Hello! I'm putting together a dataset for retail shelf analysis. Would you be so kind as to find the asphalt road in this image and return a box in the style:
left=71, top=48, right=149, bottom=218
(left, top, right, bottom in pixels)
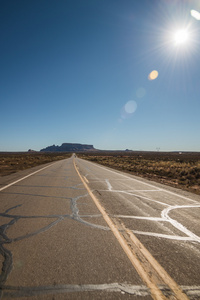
left=0, top=154, right=200, bottom=299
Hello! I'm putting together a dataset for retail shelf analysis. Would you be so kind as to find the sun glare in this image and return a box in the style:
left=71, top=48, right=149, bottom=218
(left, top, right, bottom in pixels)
left=191, top=9, right=200, bottom=21
left=173, top=29, right=189, bottom=45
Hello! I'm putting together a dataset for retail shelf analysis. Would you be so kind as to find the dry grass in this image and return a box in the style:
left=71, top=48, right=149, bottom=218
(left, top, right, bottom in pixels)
left=0, top=152, right=72, bottom=176
left=1, top=151, right=199, bottom=195
left=79, top=151, right=200, bottom=195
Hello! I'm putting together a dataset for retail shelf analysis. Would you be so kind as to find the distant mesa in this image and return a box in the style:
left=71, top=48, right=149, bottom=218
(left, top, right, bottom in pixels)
left=40, top=143, right=96, bottom=152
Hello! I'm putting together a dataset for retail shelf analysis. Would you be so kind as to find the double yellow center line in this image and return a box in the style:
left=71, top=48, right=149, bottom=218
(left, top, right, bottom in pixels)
left=74, top=160, right=189, bottom=300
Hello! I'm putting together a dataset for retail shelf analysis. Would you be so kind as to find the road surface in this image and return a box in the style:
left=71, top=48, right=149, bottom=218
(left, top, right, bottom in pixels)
left=0, top=155, right=200, bottom=299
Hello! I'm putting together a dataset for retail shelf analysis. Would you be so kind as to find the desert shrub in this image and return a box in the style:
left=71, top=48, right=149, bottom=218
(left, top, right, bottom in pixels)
left=79, top=152, right=200, bottom=194
left=195, top=173, right=200, bottom=179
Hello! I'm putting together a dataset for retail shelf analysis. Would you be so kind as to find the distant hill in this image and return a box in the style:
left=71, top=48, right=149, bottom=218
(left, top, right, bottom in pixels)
left=40, top=143, right=96, bottom=152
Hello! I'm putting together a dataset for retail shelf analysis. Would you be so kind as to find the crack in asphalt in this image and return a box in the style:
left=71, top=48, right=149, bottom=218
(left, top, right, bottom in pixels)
left=100, top=178, right=200, bottom=244
left=0, top=186, right=109, bottom=294
left=2, top=159, right=199, bottom=298
left=70, top=195, right=108, bottom=230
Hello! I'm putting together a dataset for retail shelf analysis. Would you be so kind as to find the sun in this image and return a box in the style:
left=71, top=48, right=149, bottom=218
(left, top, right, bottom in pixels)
left=173, top=29, right=189, bottom=45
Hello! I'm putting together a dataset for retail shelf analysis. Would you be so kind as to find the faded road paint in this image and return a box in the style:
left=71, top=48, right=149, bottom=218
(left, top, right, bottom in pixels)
left=74, top=159, right=189, bottom=300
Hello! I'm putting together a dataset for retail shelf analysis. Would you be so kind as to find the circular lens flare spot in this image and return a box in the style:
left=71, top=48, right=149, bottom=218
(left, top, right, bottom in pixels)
left=148, top=70, right=159, bottom=81
left=121, top=100, right=137, bottom=120
left=125, top=100, right=137, bottom=114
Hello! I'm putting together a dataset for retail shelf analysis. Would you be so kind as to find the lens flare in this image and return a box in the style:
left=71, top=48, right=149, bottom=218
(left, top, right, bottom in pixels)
left=136, top=87, right=146, bottom=98
left=174, top=29, right=189, bottom=45
left=191, top=9, right=200, bottom=20
left=125, top=100, right=137, bottom=114
left=120, top=100, right=137, bottom=120
left=148, top=70, right=159, bottom=81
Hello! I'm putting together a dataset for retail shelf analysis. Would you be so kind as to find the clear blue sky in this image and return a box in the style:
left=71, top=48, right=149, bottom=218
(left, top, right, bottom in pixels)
left=1, top=0, right=200, bottom=152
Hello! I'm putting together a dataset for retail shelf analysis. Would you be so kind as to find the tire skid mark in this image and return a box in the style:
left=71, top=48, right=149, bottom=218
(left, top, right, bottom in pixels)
left=1, top=191, right=72, bottom=200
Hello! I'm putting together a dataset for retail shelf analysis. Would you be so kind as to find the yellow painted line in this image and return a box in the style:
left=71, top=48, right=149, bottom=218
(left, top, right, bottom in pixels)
left=126, top=228, right=189, bottom=300
left=83, top=176, right=89, bottom=183
left=74, top=161, right=164, bottom=299
left=74, top=159, right=189, bottom=300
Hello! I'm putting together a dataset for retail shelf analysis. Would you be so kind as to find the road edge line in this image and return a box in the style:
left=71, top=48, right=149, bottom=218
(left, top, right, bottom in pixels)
left=0, top=162, right=58, bottom=192
left=79, top=158, right=197, bottom=203
left=74, top=159, right=169, bottom=300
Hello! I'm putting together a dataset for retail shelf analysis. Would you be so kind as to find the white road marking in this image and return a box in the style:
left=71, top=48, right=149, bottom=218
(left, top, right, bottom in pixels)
left=131, top=230, right=193, bottom=241
left=105, top=179, right=112, bottom=191
left=113, top=196, right=200, bottom=243
left=115, top=215, right=169, bottom=222
left=162, top=205, right=200, bottom=243
left=115, top=214, right=198, bottom=241
left=78, top=159, right=200, bottom=243
left=82, top=159, right=198, bottom=203
left=182, top=285, right=200, bottom=298
left=1, top=283, right=150, bottom=297
left=0, top=162, right=58, bottom=192
left=3, top=283, right=200, bottom=298
left=103, top=188, right=169, bottom=207
left=75, top=160, right=190, bottom=300
left=115, top=210, right=200, bottom=241
left=122, top=189, right=161, bottom=192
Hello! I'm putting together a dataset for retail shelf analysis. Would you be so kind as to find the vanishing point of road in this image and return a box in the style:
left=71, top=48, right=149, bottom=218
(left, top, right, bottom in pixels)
left=0, top=154, right=200, bottom=299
